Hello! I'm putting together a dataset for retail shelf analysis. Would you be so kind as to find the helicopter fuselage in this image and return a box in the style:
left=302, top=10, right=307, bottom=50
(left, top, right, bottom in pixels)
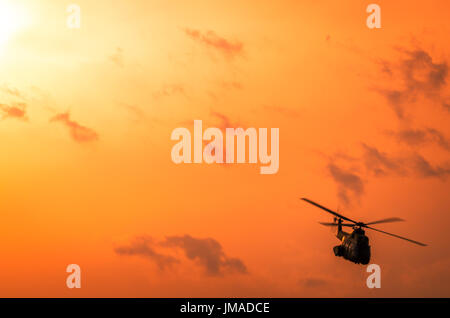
left=333, top=226, right=371, bottom=265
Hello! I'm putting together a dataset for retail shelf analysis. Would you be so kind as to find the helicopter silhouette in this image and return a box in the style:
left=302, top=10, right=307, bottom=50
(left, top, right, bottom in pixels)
left=301, top=198, right=427, bottom=265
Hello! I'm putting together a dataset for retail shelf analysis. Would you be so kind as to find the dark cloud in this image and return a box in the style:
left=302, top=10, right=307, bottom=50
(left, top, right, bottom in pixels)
left=0, top=103, right=28, bottom=121
left=401, top=49, right=448, bottom=91
left=387, top=128, right=450, bottom=151
left=377, top=59, right=393, bottom=76
left=426, top=129, right=450, bottom=151
left=300, top=278, right=329, bottom=288
left=386, top=128, right=427, bottom=146
left=114, top=236, right=179, bottom=270
left=50, top=112, right=98, bottom=142
left=379, top=89, right=408, bottom=119
left=327, top=142, right=450, bottom=206
left=327, top=163, right=364, bottom=207
left=326, top=48, right=450, bottom=206
left=361, top=143, right=405, bottom=176
left=444, top=102, right=450, bottom=111
left=409, top=153, right=450, bottom=179
left=183, top=28, right=243, bottom=58
left=115, top=235, right=247, bottom=277
left=377, top=49, right=449, bottom=118
left=162, top=235, right=248, bottom=276
left=361, top=144, right=449, bottom=179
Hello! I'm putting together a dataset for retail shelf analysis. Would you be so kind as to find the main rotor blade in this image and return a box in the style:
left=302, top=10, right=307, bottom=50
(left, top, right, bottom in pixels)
left=364, top=217, right=405, bottom=226
left=319, top=222, right=353, bottom=227
left=365, top=225, right=427, bottom=246
left=301, top=198, right=358, bottom=224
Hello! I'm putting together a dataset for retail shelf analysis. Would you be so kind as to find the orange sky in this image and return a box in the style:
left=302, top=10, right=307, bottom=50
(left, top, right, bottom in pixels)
left=0, top=0, right=449, bottom=297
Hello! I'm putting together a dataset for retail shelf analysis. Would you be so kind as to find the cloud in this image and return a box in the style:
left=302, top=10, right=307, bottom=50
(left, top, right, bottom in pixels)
left=400, top=49, right=448, bottom=92
left=361, top=144, right=450, bottom=179
left=119, top=103, right=145, bottom=121
left=378, top=90, right=408, bottom=119
left=444, top=102, right=450, bottom=111
left=109, top=47, right=124, bottom=67
left=206, top=111, right=243, bottom=158
left=152, top=84, right=185, bottom=99
left=183, top=28, right=243, bottom=58
left=0, top=103, right=28, bottom=121
left=210, top=111, right=234, bottom=131
left=360, top=143, right=450, bottom=180
left=114, top=236, right=179, bottom=270
left=115, top=234, right=248, bottom=276
left=386, top=128, right=428, bottom=146
left=361, top=143, right=405, bottom=176
left=299, top=278, right=329, bottom=288
left=409, top=153, right=450, bottom=179
left=325, top=48, right=450, bottom=207
left=327, top=142, right=450, bottom=206
left=427, top=129, right=450, bottom=151
left=162, top=235, right=248, bottom=276
left=386, top=128, right=450, bottom=151
left=185, top=111, right=243, bottom=164
left=327, top=163, right=364, bottom=207
left=377, top=49, right=449, bottom=118
left=0, top=85, right=25, bottom=99
left=50, top=112, right=98, bottom=143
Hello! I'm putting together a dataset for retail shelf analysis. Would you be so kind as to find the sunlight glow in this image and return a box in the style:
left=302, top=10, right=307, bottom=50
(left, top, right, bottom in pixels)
left=0, top=1, right=29, bottom=46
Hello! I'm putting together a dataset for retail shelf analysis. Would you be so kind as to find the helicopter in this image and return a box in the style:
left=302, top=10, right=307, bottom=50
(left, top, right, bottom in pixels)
left=301, top=198, right=427, bottom=265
